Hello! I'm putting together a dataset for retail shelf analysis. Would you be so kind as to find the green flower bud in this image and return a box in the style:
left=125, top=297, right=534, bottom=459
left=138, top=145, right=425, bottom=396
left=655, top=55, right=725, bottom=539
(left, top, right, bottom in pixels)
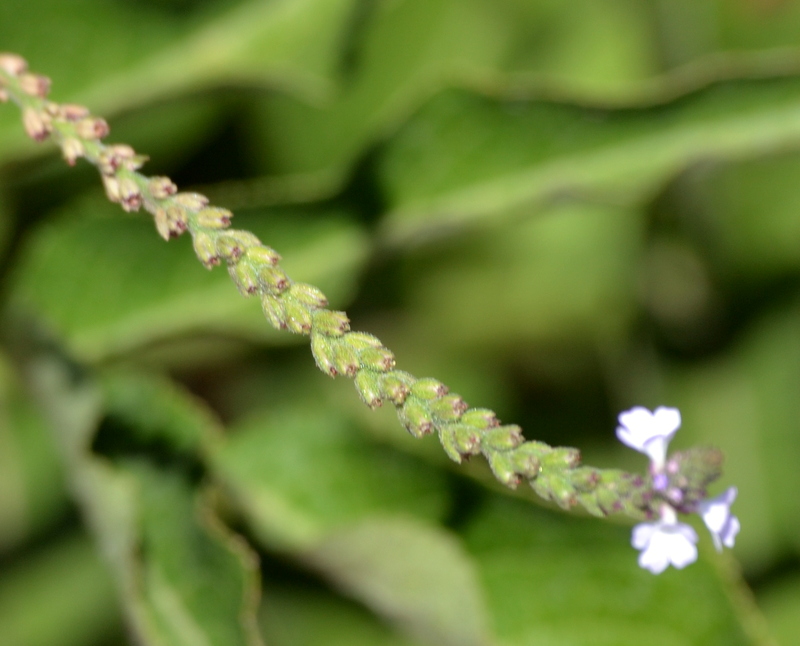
left=540, top=447, right=581, bottom=470
left=18, top=72, right=50, bottom=98
left=411, top=378, right=448, bottom=400
left=486, top=451, right=523, bottom=488
left=379, top=371, right=414, bottom=405
left=284, top=300, right=312, bottom=334
left=195, top=207, right=232, bottom=229
left=258, top=266, right=289, bottom=293
left=261, top=294, right=287, bottom=330
left=192, top=231, right=219, bottom=268
left=228, top=262, right=259, bottom=296
left=288, top=283, right=328, bottom=309
left=154, top=208, right=171, bottom=241
left=397, top=398, right=434, bottom=438
left=216, top=231, right=260, bottom=262
left=355, top=370, right=383, bottom=409
left=531, top=472, right=577, bottom=510
left=148, top=176, right=177, bottom=199
left=0, top=54, right=27, bottom=76
left=58, top=104, right=90, bottom=121
left=74, top=116, right=108, bottom=140
left=429, top=395, right=468, bottom=422
left=570, top=467, right=600, bottom=492
left=507, top=445, right=541, bottom=478
left=593, top=485, right=622, bottom=516
left=311, top=333, right=337, bottom=377
left=61, top=137, right=84, bottom=166
left=358, top=346, right=395, bottom=372
left=460, top=408, right=499, bottom=429
left=482, top=425, right=523, bottom=450
left=341, top=332, right=382, bottom=350
left=312, top=310, right=350, bottom=337
left=118, top=177, right=143, bottom=212
left=439, top=423, right=481, bottom=463
left=246, top=245, right=281, bottom=266
left=332, top=342, right=360, bottom=377
left=173, top=192, right=209, bottom=210
left=22, top=106, right=51, bottom=141
left=576, top=492, right=606, bottom=518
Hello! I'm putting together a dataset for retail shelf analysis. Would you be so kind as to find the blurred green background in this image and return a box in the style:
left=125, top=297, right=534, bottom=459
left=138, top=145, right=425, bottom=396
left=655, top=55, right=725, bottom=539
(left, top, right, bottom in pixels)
left=1, top=0, right=799, bottom=644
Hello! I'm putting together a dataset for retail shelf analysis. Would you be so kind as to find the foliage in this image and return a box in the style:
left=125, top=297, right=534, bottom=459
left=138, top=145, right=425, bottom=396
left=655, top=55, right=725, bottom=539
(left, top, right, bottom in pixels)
left=1, top=0, right=799, bottom=644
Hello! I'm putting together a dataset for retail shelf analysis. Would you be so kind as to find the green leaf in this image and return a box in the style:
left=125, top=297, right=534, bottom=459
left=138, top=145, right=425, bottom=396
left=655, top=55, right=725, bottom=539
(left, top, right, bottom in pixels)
left=213, top=401, right=450, bottom=550
left=307, top=517, right=491, bottom=646
left=0, top=352, right=66, bottom=552
left=395, top=202, right=642, bottom=350
left=683, top=152, right=800, bottom=280
left=378, top=77, right=800, bottom=243
left=249, top=0, right=512, bottom=179
left=129, top=462, right=263, bottom=646
left=758, top=572, right=800, bottom=646
left=11, top=202, right=369, bottom=362
left=463, top=496, right=759, bottom=646
left=24, top=355, right=263, bottom=646
left=0, top=0, right=359, bottom=158
left=261, top=579, right=425, bottom=646
left=213, top=399, right=493, bottom=644
left=0, top=532, right=122, bottom=646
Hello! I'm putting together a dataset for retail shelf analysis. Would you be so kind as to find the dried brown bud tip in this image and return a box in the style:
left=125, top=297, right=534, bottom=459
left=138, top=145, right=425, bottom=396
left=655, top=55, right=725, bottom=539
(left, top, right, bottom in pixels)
left=0, top=89, right=8, bottom=103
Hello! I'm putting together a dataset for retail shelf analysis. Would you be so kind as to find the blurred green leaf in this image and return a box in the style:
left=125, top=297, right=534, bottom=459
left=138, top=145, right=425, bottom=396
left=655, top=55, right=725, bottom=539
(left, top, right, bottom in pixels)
left=686, top=153, right=800, bottom=281
left=11, top=201, right=369, bottom=362
left=261, top=580, right=425, bottom=646
left=213, top=401, right=450, bottom=550
left=24, top=357, right=263, bottom=646
left=213, top=400, right=493, bottom=644
left=0, top=0, right=358, bottom=158
left=395, top=202, right=642, bottom=351
left=463, top=496, right=759, bottom=646
left=0, top=531, right=122, bottom=646
left=0, top=352, right=66, bottom=552
left=758, top=573, right=800, bottom=646
left=308, top=517, right=490, bottom=646
left=378, top=77, right=800, bottom=243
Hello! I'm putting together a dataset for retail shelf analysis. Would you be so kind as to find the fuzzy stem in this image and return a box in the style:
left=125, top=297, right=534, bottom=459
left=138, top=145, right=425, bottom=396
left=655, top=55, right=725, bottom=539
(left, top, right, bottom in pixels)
left=0, top=53, right=661, bottom=519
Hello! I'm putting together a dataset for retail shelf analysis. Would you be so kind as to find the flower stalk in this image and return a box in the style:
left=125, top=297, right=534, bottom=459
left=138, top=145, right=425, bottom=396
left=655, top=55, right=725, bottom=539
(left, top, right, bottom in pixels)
left=0, top=53, right=734, bottom=539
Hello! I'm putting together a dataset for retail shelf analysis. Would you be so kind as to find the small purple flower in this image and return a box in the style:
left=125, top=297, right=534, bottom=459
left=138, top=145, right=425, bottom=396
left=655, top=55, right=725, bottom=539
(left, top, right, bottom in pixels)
left=616, top=406, right=681, bottom=469
left=698, top=486, right=740, bottom=552
left=616, top=406, right=740, bottom=573
left=632, top=505, right=698, bottom=574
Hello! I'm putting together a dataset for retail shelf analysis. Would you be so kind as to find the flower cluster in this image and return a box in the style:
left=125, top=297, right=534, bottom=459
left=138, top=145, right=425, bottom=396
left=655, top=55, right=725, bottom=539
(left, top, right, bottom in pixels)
left=617, top=407, right=740, bottom=574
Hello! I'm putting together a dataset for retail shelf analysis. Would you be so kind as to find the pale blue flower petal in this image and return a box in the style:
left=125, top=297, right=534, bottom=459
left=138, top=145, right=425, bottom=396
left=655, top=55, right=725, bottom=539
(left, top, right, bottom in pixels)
left=616, top=406, right=681, bottom=466
left=699, top=486, right=740, bottom=552
left=632, top=517, right=698, bottom=574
